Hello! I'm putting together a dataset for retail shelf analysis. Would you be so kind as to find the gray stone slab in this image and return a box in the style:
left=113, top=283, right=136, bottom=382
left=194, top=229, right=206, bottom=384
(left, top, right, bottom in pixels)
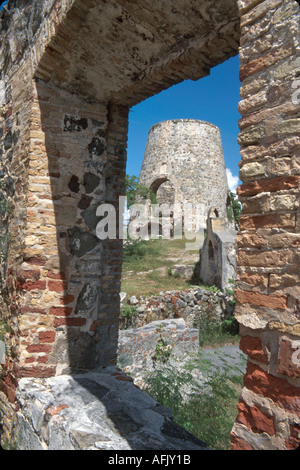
left=15, top=366, right=208, bottom=451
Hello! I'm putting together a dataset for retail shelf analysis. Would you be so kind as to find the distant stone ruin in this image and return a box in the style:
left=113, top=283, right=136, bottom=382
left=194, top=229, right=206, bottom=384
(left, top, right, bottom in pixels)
left=137, top=118, right=237, bottom=289
left=199, top=208, right=237, bottom=290
left=138, top=119, right=232, bottom=231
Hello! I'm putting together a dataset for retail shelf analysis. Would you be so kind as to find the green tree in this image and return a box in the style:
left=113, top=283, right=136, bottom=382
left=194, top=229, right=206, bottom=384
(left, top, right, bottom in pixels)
left=229, top=191, right=241, bottom=226
left=125, top=174, right=157, bottom=208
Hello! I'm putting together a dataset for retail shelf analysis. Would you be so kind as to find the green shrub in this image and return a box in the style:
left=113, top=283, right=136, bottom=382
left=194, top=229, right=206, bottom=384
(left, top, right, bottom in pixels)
left=120, top=305, right=138, bottom=319
left=152, top=325, right=174, bottom=364
left=123, top=239, right=148, bottom=260
left=144, top=351, right=246, bottom=450
left=196, top=309, right=239, bottom=347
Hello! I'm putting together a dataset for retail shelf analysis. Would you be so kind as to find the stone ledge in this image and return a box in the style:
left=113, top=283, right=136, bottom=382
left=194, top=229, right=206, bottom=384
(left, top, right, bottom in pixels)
left=15, top=367, right=208, bottom=450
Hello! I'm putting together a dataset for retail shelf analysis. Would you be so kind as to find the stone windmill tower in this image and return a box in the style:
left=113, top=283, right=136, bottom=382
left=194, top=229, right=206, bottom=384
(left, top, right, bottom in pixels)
left=138, top=119, right=231, bottom=232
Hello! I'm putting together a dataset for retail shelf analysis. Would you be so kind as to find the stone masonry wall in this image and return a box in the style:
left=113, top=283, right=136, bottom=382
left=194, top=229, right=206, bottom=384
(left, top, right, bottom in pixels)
left=0, top=2, right=129, bottom=441
left=120, top=287, right=235, bottom=330
left=231, top=0, right=300, bottom=450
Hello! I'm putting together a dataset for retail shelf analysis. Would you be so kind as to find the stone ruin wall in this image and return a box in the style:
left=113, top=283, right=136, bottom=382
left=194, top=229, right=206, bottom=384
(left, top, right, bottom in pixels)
left=138, top=119, right=230, bottom=229
left=233, top=0, right=300, bottom=450
left=0, top=0, right=298, bottom=451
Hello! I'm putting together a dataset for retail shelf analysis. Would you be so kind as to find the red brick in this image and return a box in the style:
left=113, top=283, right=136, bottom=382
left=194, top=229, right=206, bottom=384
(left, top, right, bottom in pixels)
left=26, top=344, right=52, bottom=353
left=39, top=331, right=56, bottom=343
left=48, top=280, right=67, bottom=292
left=47, top=270, right=67, bottom=280
left=236, top=399, right=276, bottom=436
left=60, top=294, right=75, bottom=305
left=237, top=176, right=300, bottom=197
left=50, top=306, right=72, bottom=316
left=240, top=335, right=269, bottom=364
left=230, top=433, right=254, bottom=450
left=235, top=289, right=287, bottom=310
left=24, top=257, right=47, bottom=266
left=25, top=357, right=35, bottom=364
left=6, top=276, right=14, bottom=288
left=17, top=366, right=56, bottom=378
left=37, top=356, right=49, bottom=364
left=1, top=371, right=17, bottom=391
left=19, top=306, right=47, bottom=314
left=90, top=320, right=98, bottom=332
left=17, top=269, right=40, bottom=281
left=54, top=317, right=86, bottom=327
left=17, top=280, right=47, bottom=292
left=244, top=362, right=300, bottom=415
left=0, top=379, right=16, bottom=403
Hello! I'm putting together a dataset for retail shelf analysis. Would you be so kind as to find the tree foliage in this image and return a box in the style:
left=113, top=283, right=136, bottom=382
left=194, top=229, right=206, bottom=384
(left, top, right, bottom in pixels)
left=125, top=174, right=157, bottom=208
left=229, top=191, right=242, bottom=226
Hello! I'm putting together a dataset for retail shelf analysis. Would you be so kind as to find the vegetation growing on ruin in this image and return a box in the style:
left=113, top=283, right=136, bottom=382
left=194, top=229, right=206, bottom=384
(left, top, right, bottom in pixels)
left=144, top=350, right=246, bottom=450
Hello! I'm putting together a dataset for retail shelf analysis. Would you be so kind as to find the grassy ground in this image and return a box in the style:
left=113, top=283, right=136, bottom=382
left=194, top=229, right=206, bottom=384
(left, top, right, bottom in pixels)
left=121, top=237, right=200, bottom=297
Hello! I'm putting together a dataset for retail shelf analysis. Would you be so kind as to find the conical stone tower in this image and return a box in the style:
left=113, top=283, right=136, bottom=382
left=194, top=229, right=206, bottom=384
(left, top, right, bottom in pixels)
left=138, top=119, right=230, bottom=231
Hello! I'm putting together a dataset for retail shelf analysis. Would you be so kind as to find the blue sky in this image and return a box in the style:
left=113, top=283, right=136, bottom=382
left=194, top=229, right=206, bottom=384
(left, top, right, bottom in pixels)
left=127, top=54, right=241, bottom=191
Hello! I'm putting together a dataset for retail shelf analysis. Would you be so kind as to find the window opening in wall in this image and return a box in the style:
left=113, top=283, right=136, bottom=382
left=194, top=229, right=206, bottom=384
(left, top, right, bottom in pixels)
left=118, top=55, right=245, bottom=450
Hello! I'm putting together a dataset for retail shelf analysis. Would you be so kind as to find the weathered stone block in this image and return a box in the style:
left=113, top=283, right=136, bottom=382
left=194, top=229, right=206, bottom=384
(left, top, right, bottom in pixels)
left=278, top=119, right=300, bottom=138
left=64, top=115, right=88, bottom=132
left=238, top=124, right=265, bottom=146
left=238, top=90, right=267, bottom=116
left=237, top=248, right=294, bottom=268
left=237, top=176, right=300, bottom=197
left=68, top=227, right=100, bottom=257
left=239, top=213, right=295, bottom=231
left=239, top=161, right=266, bottom=180
left=235, top=289, right=287, bottom=310
left=75, top=282, right=99, bottom=314
left=269, top=194, right=297, bottom=212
